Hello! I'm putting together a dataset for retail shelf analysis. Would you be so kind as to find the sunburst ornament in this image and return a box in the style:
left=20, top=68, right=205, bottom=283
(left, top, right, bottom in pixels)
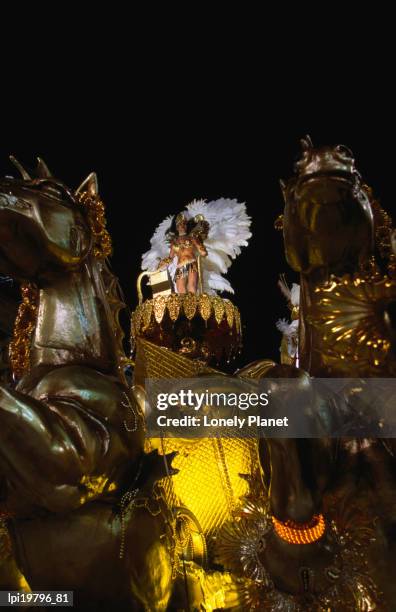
left=309, top=274, right=396, bottom=375
left=213, top=496, right=381, bottom=611
left=214, top=498, right=273, bottom=587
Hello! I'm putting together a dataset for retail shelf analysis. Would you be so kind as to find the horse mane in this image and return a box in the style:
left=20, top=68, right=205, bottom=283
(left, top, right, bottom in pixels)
left=364, top=184, right=396, bottom=276
left=76, top=186, right=129, bottom=380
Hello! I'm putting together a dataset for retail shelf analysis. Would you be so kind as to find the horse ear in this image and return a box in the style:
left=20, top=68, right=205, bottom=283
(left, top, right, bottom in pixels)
left=75, top=172, right=99, bottom=196
left=36, top=157, right=52, bottom=178
left=9, top=155, right=32, bottom=180
left=300, top=135, right=313, bottom=152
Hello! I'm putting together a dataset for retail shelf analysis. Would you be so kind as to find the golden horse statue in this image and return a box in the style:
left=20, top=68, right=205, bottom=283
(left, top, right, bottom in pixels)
left=0, top=158, right=179, bottom=611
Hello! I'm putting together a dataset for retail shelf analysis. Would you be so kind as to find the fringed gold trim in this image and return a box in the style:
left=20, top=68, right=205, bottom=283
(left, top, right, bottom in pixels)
left=77, top=191, right=112, bottom=259
left=9, top=283, right=39, bottom=379
left=131, top=294, right=241, bottom=339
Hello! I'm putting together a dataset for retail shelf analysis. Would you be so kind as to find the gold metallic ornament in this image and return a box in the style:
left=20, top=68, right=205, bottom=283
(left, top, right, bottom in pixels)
left=134, top=339, right=260, bottom=544
left=224, top=300, right=235, bottom=328
left=183, top=293, right=197, bottom=320
left=199, top=293, right=212, bottom=321
left=132, top=308, right=142, bottom=340
left=213, top=296, right=225, bottom=325
left=175, top=212, right=187, bottom=225
left=235, top=309, right=241, bottom=336
left=309, top=275, right=396, bottom=375
left=131, top=295, right=242, bottom=364
left=214, top=494, right=380, bottom=611
left=132, top=294, right=242, bottom=332
left=76, top=191, right=112, bottom=259
left=142, top=300, right=153, bottom=330
left=174, top=562, right=246, bottom=611
left=369, top=191, right=396, bottom=279
left=134, top=338, right=219, bottom=381
left=174, top=508, right=207, bottom=569
left=215, top=498, right=273, bottom=585
left=152, top=437, right=257, bottom=544
left=167, top=293, right=181, bottom=321
left=79, top=474, right=117, bottom=505
left=153, top=294, right=167, bottom=323
left=8, top=282, right=38, bottom=379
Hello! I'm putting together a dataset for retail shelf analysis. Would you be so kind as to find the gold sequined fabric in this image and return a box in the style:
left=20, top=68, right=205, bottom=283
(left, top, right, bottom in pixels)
left=135, top=339, right=260, bottom=553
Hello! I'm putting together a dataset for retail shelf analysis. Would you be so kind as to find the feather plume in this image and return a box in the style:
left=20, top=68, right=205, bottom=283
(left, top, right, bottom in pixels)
left=290, top=283, right=300, bottom=307
left=141, top=199, right=251, bottom=294
left=141, top=214, right=174, bottom=272
left=276, top=279, right=300, bottom=360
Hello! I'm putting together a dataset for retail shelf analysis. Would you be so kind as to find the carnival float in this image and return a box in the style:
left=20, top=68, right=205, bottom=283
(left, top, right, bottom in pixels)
left=0, top=138, right=395, bottom=610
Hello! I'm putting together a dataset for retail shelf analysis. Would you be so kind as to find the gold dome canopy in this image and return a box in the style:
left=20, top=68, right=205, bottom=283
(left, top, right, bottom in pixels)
left=131, top=292, right=242, bottom=365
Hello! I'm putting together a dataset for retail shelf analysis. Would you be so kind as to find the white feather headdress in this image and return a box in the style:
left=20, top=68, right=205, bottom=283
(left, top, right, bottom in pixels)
left=141, top=199, right=251, bottom=294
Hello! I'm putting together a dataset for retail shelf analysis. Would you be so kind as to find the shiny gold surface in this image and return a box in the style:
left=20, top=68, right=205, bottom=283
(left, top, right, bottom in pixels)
left=76, top=190, right=112, bottom=259
left=132, top=293, right=241, bottom=331
left=310, top=275, right=396, bottom=375
left=134, top=337, right=219, bottom=382
left=0, top=168, right=154, bottom=610
left=281, top=137, right=396, bottom=379
left=173, top=507, right=207, bottom=568
left=240, top=140, right=388, bottom=608
left=135, top=338, right=260, bottom=544
left=131, top=293, right=242, bottom=363
left=176, top=562, right=245, bottom=610
left=214, top=494, right=381, bottom=611
left=155, top=436, right=255, bottom=540
left=369, top=187, right=396, bottom=278
left=8, top=282, right=38, bottom=379
left=79, top=474, right=117, bottom=504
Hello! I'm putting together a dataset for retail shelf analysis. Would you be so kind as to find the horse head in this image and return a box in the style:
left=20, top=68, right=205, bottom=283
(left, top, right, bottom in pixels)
left=0, top=156, right=95, bottom=282
left=0, top=157, right=124, bottom=380
left=281, top=136, right=374, bottom=276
